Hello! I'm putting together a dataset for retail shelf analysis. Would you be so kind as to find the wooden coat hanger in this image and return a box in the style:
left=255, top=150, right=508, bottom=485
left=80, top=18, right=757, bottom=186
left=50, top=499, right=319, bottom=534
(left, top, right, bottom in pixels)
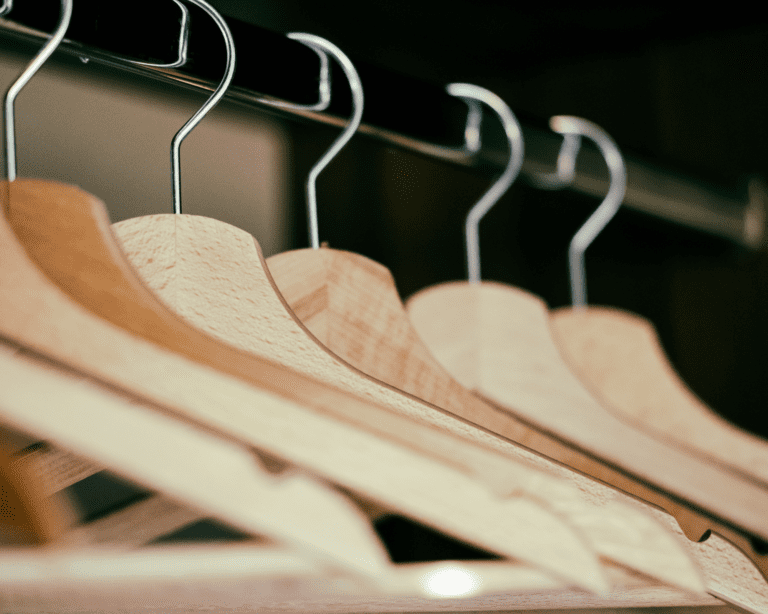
left=106, top=31, right=715, bottom=590
left=542, top=129, right=768, bottom=486
left=551, top=306, right=768, bottom=485
left=264, top=80, right=768, bottom=592
left=0, top=337, right=730, bottom=610
left=405, top=116, right=768, bottom=574
left=0, top=337, right=395, bottom=576
left=0, top=1, right=628, bottom=592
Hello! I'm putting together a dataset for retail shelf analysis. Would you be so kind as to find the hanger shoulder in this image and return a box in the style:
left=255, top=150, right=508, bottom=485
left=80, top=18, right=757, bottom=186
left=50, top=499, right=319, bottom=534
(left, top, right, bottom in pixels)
left=551, top=306, right=768, bottom=486
left=406, top=281, right=768, bottom=544
left=267, top=250, right=519, bottom=445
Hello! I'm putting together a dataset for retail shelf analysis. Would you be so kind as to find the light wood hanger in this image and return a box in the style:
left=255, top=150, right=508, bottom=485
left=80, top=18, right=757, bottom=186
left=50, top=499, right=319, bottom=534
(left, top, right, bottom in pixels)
left=266, top=83, right=768, bottom=587
left=0, top=1, right=620, bottom=591
left=543, top=117, right=768, bottom=488
left=542, top=138, right=768, bottom=483
left=551, top=306, right=768, bottom=486
left=107, top=44, right=709, bottom=590
left=1, top=342, right=732, bottom=611
left=404, top=116, right=768, bottom=574
left=0, top=338, right=394, bottom=577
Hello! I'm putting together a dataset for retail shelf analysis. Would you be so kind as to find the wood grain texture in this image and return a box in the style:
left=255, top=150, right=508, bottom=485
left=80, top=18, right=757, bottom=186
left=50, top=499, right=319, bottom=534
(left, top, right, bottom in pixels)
left=0, top=339, right=391, bottom=577
left=0, top=179, right=608, bottom=592
left=114, top=213, right=704, bottom=592
left=266, top=244, right=768, bottom=600
left=406, top=281, right=768, bottom=594
left=405, top=282, right=768, bottom=534
left=551, top=306, right=768, bottom=486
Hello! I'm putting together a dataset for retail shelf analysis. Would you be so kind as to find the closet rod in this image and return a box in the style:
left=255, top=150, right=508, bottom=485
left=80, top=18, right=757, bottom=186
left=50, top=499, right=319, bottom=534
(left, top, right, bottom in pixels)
left=0, top=9, right=763, bottom=249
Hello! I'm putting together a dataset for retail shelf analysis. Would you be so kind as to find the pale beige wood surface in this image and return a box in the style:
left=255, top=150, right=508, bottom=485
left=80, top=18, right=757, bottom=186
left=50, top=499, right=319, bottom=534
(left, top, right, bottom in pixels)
left=267, top=244, right=768, bottom=590
left=0, top=544, right=722, bottom=614
left=114, top=213, right=703, bottom=592
left=405, top=282, right=768, bottom=541
left=0, top=185, right=759, bottom=610
left=0, top=425, right=217, bottom=548
left=551, top=306, right=768, bottom=486
left=0, top=340, right=392, bottom=577
left=0, top=180, right=611, bottom=592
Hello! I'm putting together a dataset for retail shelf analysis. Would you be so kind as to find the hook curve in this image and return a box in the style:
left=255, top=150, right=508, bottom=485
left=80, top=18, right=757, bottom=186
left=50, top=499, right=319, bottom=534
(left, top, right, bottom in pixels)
left=171, top=0, right=236, bottom=215
left=288, top=33, right=364, bottom=250
left=4, top=0, right=72, bottom=182
left=446, top=83, right=524, bottom=284
left=549, top=116, right=626, bottom=308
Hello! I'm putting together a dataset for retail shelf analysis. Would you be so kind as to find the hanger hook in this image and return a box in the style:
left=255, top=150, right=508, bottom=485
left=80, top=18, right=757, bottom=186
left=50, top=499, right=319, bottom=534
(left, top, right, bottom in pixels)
left=287, top=33, right=364, bottom=250
left=550, top=116, right=626, bottom=309
left=0, top=1, right=12, bottom=17
left=446, top=83, right=524, bottom=284
left=3, top=0, right=72, bottom=182
left=171, top=0, right=236, bottom=215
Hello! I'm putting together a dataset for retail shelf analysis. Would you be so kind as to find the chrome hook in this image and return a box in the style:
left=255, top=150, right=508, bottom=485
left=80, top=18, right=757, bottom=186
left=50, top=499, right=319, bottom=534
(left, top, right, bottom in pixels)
left=171, top=0, right=236, bottom=214
left=4, top=0, right=72, bottom=182
left=550, top=116, right=626, bottom=308
left=446, top=83, right=524, bottom=284
left=0, top=1, right=12, bottom=17
left=288, top=33, right=363, bottom=249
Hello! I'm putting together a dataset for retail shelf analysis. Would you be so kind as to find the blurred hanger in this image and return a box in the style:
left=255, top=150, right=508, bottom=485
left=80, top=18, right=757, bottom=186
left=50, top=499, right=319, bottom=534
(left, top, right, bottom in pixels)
left=107, top=28, right=662, bottom=590
left=405, top=115, right=768, bottom=567
left=0, top=1, right=625, bottom=591
left=0, top=339, right=396, bottom=576
left=544, top=121, right=768, bottom=488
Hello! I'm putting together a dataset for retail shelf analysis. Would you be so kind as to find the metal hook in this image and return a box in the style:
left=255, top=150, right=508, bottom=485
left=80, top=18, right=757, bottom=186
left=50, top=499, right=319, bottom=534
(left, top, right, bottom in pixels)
left=171, top=0, right=235, bottom=215
left=4, top=0, right=72, bottom=182
left=288, top=33, right=363, bottom=249
left=0, top=1, right=12, bottom=17
left=446, top=83, right=524, bottom=284
left=550, top=116, right=626, bottom=309
left=130, top=0, right=190, bottom=69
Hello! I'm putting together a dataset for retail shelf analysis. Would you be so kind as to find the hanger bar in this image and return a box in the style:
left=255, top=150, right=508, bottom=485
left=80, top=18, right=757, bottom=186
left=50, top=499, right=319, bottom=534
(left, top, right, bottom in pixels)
left=0, top=12, right=762, bottom=248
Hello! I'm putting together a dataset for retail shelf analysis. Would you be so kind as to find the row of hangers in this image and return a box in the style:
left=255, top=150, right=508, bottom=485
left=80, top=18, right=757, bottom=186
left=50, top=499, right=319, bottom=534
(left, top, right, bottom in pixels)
left=0, top=1, right=767, bottom=612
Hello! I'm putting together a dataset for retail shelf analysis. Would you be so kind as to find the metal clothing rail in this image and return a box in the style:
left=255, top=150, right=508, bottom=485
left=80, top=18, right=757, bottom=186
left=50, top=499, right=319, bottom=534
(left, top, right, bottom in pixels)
left=0, top=1, right=763, bottom=249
